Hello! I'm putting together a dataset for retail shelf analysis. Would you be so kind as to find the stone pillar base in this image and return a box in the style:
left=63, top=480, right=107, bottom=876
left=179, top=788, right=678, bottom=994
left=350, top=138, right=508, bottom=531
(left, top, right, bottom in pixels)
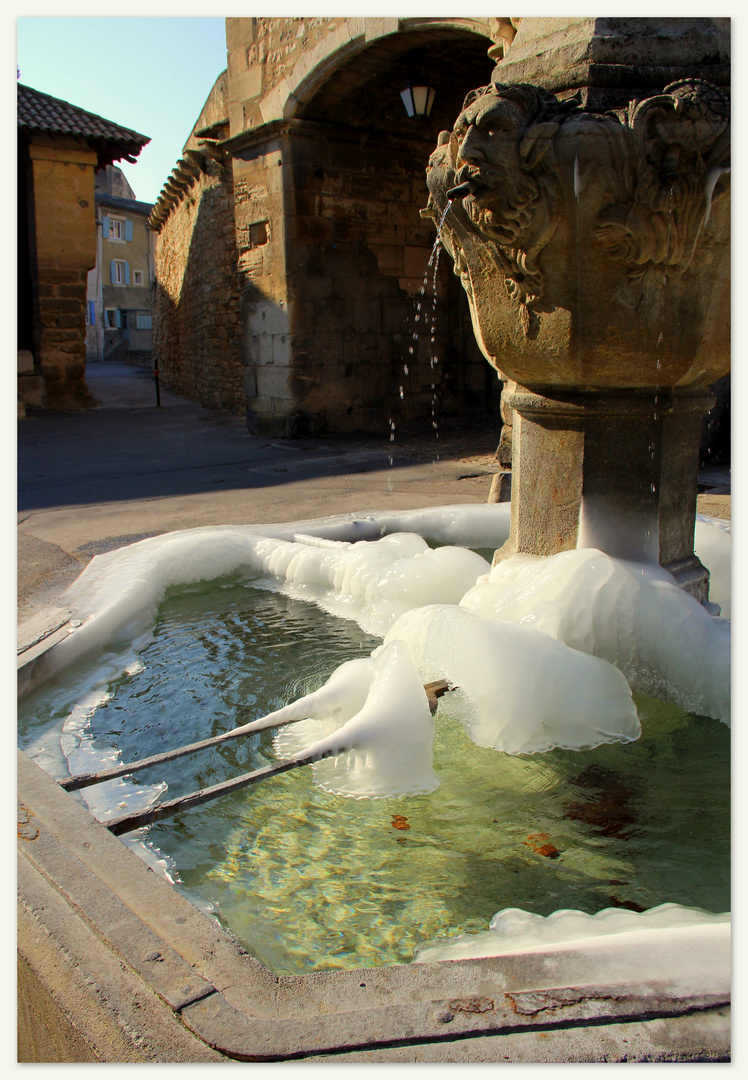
left=494, top=386, right=714, bottom=601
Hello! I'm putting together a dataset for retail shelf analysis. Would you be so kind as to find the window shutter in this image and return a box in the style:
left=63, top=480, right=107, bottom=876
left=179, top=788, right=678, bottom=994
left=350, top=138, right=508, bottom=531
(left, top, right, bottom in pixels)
left=124, top=262, right=130, bottom=285
left=102, top=215, right=109, bottom=238
left=88, top=301, right=95, bottom=324
left=125, top=220, right=133, bottom=242
left=110, top=260, right=116, bottom=284
left=115, top=309, right=121, bottom=329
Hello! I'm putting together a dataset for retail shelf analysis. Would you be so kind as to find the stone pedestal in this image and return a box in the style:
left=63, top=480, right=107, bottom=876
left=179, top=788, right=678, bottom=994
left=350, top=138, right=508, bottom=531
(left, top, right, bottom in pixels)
left=496, top=387, right=713, bottom=598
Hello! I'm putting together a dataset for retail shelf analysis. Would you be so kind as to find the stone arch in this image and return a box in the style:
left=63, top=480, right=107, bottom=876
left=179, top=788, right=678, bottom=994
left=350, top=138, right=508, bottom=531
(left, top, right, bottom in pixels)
left=257, top=17, right=494, bottom=124
left=220, top=16, right=504, bottom=436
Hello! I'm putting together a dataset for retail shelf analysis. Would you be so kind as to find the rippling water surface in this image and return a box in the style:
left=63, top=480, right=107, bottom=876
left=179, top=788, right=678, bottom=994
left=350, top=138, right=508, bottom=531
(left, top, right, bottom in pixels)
left=18, top=576, right=730, bottom=975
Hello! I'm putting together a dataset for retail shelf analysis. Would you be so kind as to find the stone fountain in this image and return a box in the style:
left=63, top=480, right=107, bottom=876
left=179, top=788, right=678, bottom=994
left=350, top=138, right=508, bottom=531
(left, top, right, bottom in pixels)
left=422, top=17, right=730, bottom=601
left=17, top=18, right=732, bottom=1063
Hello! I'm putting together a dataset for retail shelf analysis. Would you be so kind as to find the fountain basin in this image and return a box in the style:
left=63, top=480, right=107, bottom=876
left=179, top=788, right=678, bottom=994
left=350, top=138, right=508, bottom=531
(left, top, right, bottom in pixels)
left=18, top=745, right=731, bottom=1062
left=17, top=507, right=730, bottom=1057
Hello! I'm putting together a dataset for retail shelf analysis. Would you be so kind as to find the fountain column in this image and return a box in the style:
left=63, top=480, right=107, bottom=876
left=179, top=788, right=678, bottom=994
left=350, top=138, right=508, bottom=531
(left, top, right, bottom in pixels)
left=424, top=17, right=730, bottom=601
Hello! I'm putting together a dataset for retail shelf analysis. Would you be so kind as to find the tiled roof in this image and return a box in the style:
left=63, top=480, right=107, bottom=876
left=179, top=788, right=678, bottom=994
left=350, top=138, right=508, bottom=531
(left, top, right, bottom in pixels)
left=96, top=193, right=154, bottom=216
left=18, top=83, right=149, bottom=160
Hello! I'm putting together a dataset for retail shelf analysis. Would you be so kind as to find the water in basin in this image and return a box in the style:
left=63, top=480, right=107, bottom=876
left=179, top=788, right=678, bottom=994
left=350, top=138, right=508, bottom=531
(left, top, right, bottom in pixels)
left=17, top=571, right=729, bottom=976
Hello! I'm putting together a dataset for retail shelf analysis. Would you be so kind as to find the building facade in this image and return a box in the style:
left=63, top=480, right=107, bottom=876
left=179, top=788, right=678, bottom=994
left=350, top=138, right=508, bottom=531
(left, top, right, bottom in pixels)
left=86, top=167, right=155, bottom=365
left=17, top=83, right=149, bottom=412
left=151, top=18, right=509, bottom=434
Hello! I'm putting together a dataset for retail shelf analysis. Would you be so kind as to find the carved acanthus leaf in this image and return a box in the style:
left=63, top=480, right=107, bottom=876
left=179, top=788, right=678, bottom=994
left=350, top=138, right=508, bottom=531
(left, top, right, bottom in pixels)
left=594, top=80, right=730, bottom=280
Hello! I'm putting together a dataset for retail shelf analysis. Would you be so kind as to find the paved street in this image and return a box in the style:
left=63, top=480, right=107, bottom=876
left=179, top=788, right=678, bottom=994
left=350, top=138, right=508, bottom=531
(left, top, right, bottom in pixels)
left=17, top=361, right=503, bottom=621
left=17, top=360, right=730, bottom=626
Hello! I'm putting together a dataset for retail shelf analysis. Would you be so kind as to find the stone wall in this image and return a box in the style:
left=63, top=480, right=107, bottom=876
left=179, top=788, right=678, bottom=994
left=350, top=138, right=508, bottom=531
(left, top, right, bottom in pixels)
left=22, top=136, right=98, bottom=410
left=154, top=165, right=245, bottom=413
left=226, top=17, right=349, bottom=130
left=279, top=133, right=488, bottom=435
left=152, top=18, right=499, bottom=433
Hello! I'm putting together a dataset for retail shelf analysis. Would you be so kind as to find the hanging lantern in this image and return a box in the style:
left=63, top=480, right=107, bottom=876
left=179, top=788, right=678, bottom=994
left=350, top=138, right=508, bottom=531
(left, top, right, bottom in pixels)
left=400, top=82, right=436, bottom=118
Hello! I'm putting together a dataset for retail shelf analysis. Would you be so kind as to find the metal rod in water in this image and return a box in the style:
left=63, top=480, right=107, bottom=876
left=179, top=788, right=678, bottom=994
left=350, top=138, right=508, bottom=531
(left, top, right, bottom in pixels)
left=59, top=728, right=247, bottom=791
left=60, top=681, right=453, bottom=792
left=106, top=679, right=456, bottom=835
left=105, top=755, right=311, bottom=836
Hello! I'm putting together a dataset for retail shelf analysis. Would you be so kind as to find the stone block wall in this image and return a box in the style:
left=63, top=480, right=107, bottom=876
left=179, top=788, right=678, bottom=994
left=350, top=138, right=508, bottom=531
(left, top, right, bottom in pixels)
left=153, top=165, right=245, bottom=414
left=24, top=137, right=98, bottom=409
left=279, top=134, right=487, bottom=434
left=226, top=17, right=349, bottom=131
left=151, top=18, right=499, bottom=434
left=231, top=139, right=295, bottom=433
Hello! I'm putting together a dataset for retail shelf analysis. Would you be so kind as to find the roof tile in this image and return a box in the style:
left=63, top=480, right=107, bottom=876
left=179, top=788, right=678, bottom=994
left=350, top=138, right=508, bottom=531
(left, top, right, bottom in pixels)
left=18, top=83, right=149, bottom=154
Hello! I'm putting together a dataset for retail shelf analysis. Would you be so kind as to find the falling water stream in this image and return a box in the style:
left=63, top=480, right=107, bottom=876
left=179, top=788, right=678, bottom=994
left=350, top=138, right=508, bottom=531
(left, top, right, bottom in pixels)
left=390, top=204, right=450, bottom=475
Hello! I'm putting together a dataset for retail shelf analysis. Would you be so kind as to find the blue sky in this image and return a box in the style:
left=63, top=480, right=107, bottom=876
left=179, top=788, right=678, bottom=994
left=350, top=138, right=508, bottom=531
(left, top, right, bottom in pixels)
left=16, top=16, right=229, bottom=204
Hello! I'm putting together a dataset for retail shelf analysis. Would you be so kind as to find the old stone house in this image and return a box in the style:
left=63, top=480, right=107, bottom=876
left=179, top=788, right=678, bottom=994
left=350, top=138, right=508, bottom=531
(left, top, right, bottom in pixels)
left=86, top=167, right=156, bottom=366
left=17, top=83, right=149, bottom=412
left=151, top=17, right=508, bottom=435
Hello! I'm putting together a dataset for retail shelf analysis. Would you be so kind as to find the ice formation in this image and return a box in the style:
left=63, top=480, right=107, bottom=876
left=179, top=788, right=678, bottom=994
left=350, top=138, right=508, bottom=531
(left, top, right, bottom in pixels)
left=254, top=530, right=489, bottom=636
left=384, top=605, right=640, bottom=754
left=694, top=514, right=731, bottom=618
left=40, top=514, right=494, bottom=678
left=28, top=505, right=730, bottom=794
left=460, top=546, right=730, bottom=724
left=271, top=640, right=439, bottom=798
left=414, top=903, right=730, bottom=996
left=224, top=656, right=376, bottom=740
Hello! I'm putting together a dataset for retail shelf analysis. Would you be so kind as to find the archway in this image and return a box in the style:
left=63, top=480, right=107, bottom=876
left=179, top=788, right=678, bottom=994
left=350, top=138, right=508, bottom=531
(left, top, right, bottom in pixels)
left=278, top=25, right=499, bottom=434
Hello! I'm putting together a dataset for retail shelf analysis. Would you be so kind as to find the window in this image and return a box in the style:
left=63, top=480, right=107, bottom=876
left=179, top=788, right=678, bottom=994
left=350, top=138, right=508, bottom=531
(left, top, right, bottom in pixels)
left=249, top=221, right=268, bottom=246
left=133, top=270, right=144, bottom=286
left=135, top=312, right=152, bottom=330
left=111, top=259, right=129, bottom=285
left=104, top=308, right=120, bottom=329
left=102, top=215, right=133, bottom=242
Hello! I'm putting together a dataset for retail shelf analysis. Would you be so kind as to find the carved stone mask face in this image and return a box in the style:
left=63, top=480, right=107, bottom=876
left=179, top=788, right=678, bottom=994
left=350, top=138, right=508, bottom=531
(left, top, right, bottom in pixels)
left=452, top=90, right=540, bottom=246
left=454, top=94, right=526, bottom=186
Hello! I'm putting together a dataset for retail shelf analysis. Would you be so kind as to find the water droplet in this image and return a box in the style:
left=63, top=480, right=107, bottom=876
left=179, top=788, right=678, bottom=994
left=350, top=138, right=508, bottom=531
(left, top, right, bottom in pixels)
left=403, top=364, right=409, bottom=375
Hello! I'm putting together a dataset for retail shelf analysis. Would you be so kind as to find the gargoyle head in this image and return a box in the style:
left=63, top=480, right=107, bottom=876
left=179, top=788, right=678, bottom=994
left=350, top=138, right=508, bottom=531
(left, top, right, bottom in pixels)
left=448, top=83, right=565, bottom=248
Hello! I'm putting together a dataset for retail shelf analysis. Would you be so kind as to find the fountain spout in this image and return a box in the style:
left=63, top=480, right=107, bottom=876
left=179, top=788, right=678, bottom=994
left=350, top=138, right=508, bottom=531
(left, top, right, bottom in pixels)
left=446, top=179, right=478, bottom=202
